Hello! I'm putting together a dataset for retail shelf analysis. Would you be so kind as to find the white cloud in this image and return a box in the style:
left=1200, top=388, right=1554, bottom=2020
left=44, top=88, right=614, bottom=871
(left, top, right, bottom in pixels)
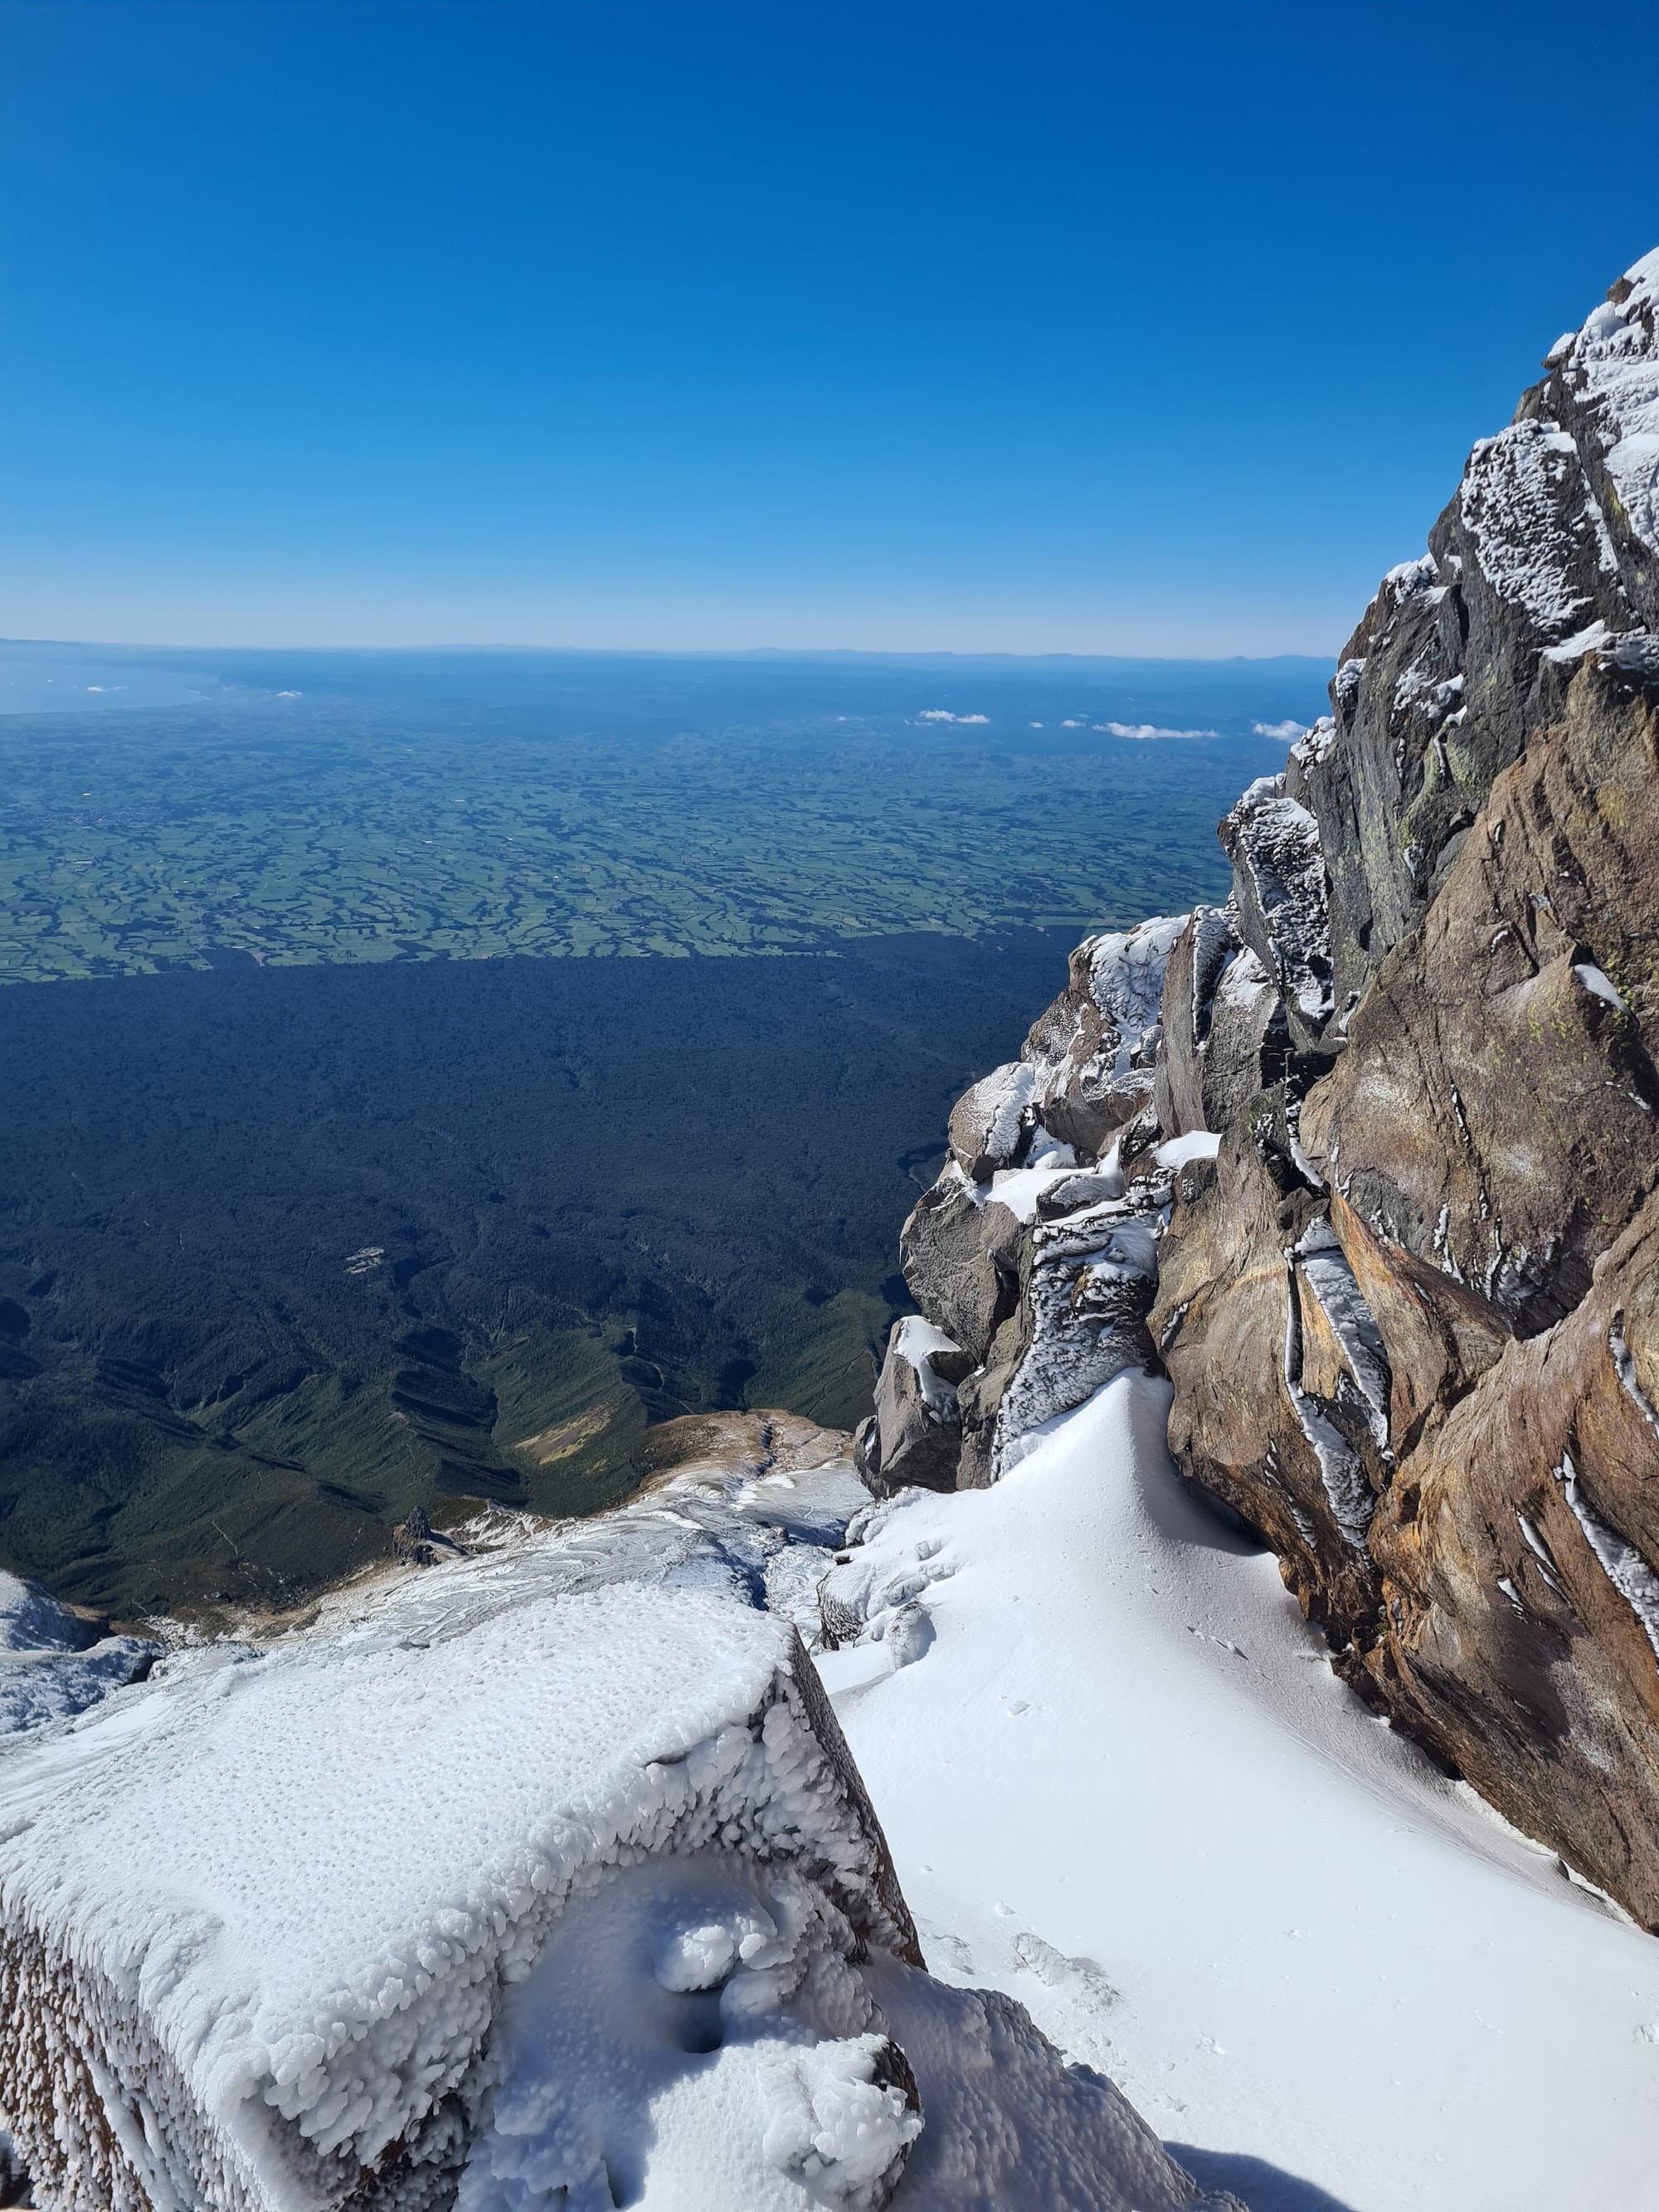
left=1102, top=720, right=1219, bottom=740
left=917, top=708, right=989, bottom=724
left=1029, top=720, right=1044, bottom=728
left=275, top=689, right=303, bottom=698
left=1253, top=717, right=1309, bottom=741
left=1060, top=717, right=1082, bottom=727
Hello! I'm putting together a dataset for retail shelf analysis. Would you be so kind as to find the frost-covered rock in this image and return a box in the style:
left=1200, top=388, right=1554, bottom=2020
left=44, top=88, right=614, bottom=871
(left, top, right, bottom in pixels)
left=946, top=1062, right=1034, bottom=1180
left=982, top=1197, right=1161, bottom=1484
left=1019, top=917, right=1185, bottom=1159
left=1219, top=777, right=1333, bottom=1053
left=1556, top=245, right=1659, bottom=568
left=1153, top=910, right=1286, bottom=1138
left=0, top=1569, right=154, bottom=1738
left=859, top=246, right=1659, bottom=1929
left=898, top=1166, right=1017, bottom=1370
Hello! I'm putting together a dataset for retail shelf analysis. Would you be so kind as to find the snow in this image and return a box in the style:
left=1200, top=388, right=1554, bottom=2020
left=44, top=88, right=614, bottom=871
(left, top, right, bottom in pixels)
left=0, top=1571, right=91, bottom=1653
left=982, top=1161, right=1087, bottom=1223
left=0, top=1428, right=1240, bottom=2212
left=454, top=1853, right=922, bottom=2212
left=1545, top=619, right=1613, bottom=663
left=1155, top=1131, right=1221, bottom=1169
left=819, top=1373, right=1659, bottom=2212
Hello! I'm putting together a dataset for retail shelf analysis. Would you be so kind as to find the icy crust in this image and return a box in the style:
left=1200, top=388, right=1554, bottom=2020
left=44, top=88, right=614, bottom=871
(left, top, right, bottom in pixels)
left=1563, top=246, right=1659, bottom=553
left=0, top=1575, right=913, bottom=2212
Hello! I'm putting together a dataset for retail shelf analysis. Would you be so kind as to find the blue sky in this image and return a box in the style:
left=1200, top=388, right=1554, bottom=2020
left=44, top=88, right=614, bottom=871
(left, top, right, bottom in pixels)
left=3, top=1, right=1657, bottom=657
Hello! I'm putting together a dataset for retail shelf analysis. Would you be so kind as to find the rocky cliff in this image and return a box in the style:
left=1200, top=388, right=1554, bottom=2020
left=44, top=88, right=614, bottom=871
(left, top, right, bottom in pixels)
left=857, top=246, right=1659, bottom=1928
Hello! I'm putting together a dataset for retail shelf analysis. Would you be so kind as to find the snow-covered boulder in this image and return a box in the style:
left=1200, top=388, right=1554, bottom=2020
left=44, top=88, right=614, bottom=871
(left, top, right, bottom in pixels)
left=945, top=1061, right=1034, bottom=1181
left=0, top=1563, right=919, bottom=2212
left=0, top=1454, right=1244, bottom=2212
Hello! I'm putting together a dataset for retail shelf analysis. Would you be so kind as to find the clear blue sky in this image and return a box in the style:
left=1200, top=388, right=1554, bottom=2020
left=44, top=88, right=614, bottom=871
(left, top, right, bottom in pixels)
left=3, top=0, right=1656, bottom=657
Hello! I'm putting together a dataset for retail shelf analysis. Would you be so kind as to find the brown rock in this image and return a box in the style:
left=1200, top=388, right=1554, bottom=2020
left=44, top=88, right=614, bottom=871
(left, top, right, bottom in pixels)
left=1368, top=1190, right=1659, bottom=1923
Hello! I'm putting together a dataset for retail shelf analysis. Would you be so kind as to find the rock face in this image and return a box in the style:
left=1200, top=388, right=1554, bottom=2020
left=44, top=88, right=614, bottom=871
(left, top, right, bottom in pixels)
left=868, top=247, right=1659, bottom=1928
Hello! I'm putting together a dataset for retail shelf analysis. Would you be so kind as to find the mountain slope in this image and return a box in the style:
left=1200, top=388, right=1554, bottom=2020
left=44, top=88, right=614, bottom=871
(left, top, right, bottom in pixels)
left=857, top=246, right=1659, bottom=1928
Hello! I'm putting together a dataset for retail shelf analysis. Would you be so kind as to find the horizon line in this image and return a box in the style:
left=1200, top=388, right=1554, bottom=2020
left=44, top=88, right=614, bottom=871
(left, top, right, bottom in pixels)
left=1, top=634, right=1339, bottom=669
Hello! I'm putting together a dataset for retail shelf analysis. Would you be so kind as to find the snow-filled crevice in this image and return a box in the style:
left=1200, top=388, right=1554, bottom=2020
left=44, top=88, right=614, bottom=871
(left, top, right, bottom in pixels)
left=1282, top=1269, right=1375, bottom=1552
left=1554, top=1451, right=1659, bottom=1667
left=1292, top=1221, right=1391, bottom=1451
left=1610, top=1319, right=1659, bottom=1441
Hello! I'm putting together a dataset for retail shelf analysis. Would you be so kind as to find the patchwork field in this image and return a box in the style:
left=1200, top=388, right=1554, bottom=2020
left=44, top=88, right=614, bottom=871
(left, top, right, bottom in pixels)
left=0, top=647, right=1327, bottom=1612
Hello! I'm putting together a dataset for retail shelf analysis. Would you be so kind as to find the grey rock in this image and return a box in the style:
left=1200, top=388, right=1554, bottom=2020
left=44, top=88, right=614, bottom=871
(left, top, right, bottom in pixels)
left=1020, top=916, right=1186, bottom=1159
left=1155, top=912, right=1290, bottom=1141
left=862, top=1319, right=968, bottom=1499
left=947, top=1060, right=1034, bottom=1179
left=1220, top=776, right=1335, bottom=1056
left=899, top=1168, right=1019, bottom=1367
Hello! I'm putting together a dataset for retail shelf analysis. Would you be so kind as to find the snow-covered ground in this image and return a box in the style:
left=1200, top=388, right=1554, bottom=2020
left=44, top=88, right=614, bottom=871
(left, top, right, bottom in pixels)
left=818, top=1373, right=1659, bottom=2212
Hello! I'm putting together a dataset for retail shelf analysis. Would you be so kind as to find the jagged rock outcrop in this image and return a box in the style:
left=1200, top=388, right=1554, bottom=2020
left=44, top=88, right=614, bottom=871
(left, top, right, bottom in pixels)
left=868, top=246, right=1659, bottom=1928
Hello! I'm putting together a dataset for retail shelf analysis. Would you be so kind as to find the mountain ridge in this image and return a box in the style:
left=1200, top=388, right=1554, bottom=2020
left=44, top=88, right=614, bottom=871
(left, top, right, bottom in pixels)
left=859, top=243, right=1659, bottom=1925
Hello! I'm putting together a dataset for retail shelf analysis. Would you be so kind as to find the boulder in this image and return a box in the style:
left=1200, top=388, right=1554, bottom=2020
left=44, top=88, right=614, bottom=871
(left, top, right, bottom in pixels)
left=898, top=1168, right=1019, bottom=1367
left=1020, top=917, right=1185, bottom=1159
left=861, top=1318, right=969, bottom=1497
left=946, top=1061, right=1034, bottom=1179
left=1154, top=910, right=1287, bottom=1140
